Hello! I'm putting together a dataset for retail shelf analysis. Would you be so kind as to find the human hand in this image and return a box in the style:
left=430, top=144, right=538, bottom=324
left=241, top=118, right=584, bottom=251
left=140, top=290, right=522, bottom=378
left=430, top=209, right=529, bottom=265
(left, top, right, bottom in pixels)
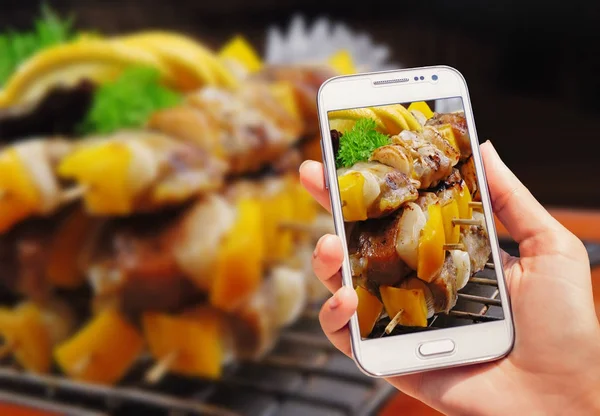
left=299, top=141, right=600, bottom=415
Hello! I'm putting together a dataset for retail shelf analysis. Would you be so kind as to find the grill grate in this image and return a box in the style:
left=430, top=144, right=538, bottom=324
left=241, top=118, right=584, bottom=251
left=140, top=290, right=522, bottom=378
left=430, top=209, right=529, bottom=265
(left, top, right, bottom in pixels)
left=0, top=239, right=598, bottom=416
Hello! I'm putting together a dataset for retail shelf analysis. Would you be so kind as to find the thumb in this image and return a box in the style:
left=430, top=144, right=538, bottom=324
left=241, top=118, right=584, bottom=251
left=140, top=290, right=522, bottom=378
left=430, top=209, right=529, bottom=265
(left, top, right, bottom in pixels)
left=480, top=141, right=561, bottom=248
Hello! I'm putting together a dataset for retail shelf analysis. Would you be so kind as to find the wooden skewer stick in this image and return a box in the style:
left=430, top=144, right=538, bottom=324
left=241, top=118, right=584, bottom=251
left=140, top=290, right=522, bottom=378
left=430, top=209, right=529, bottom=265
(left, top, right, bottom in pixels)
left=71, top=354, right=93, bottom=377
left=60, top=185, right=89, bottom=204
left=385, top=309, right=404, bottom=335
left=444, top=243, right=465, bottom=251
left=485, top=262, right=495, bottom=269
left=145, top=350, right=179, bottom=384
left=468, top=201, right=483, bottom=210
left=452, top=218, right=481, bottom=227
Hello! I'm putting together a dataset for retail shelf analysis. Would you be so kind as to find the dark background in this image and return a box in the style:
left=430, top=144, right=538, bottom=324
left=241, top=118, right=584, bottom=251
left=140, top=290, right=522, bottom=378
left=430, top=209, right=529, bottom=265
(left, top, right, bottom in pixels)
left=2, top=0, right=600, bottom=207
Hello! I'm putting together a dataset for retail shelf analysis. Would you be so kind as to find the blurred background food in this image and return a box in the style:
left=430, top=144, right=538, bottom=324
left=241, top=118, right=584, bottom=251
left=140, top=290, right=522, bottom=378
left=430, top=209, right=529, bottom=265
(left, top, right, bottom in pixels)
left=0, top=1, right=599, bottom=416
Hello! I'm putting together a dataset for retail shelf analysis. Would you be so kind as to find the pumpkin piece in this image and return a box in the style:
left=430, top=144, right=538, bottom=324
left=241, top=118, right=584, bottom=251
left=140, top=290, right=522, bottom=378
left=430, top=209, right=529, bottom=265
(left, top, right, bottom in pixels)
left=143, top=309, right=224, bottom=379
left=54, top=308, right=143, bottom=384
left=210, top=198, right=265, bottom=312
left=379, top=286, right=428, bottom=328
left=355, top=286, right=383, bottom=337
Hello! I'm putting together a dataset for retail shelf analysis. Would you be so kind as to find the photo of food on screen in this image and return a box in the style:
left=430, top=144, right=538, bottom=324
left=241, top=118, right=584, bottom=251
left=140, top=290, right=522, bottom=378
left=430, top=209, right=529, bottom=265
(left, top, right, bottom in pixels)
left=327, top=99, right=504, bottom=339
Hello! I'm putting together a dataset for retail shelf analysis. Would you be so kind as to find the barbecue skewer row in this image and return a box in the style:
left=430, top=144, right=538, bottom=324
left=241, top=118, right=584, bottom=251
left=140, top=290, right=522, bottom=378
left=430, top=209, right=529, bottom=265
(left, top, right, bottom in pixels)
left=48, top=254, right=319, bottom=385
left=142, top=263, right=311, bottom=383
left=0, top=76, right=315, bottom=234
left=333, top=111, right=477, bottom=222
left=72, top=171, right=322, bottom=310
left=349, top=182, right=491, bottom=337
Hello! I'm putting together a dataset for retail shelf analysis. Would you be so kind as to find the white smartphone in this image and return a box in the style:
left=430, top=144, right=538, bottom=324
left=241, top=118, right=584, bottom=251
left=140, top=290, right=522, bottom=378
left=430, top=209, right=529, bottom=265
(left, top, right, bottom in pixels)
left=317, top=66, right=514, bottom=377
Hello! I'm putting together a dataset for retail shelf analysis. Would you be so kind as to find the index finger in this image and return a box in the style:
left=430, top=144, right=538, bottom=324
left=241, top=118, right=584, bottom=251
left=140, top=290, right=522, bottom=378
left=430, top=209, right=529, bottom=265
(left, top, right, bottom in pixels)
left=299, top=160, right=332, bottom=213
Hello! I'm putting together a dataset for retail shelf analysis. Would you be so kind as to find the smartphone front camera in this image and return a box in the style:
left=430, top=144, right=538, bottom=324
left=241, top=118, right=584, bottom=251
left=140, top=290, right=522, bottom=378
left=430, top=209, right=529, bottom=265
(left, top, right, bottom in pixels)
left=432, top=74, right=438, bottom=81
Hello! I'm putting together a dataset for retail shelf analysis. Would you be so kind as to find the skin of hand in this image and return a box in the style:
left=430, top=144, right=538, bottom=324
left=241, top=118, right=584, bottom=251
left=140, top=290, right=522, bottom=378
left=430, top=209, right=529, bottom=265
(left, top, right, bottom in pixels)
left=299, top=141, right=600, bottom=416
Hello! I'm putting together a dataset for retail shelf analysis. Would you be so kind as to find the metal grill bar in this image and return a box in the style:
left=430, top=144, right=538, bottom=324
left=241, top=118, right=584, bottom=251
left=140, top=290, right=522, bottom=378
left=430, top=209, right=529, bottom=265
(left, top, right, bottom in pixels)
left=215, top=377, right=354, bottom=413
left=0, top=368, right=242, bottom=416
left=278, top=331, right=338, bottom=351
left=258, top=355, right=374, bottom=385
left=457, top=293, right=502, bottom=306
left=468, top=277, right=498, bottom=286
left=448, top=310, right=501, bottom=322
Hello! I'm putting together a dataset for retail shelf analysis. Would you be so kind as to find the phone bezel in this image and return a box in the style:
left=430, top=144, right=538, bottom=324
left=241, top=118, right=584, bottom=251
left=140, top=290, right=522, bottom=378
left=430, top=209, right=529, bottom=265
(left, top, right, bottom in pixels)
left=317, top=65, right=515, bottom=377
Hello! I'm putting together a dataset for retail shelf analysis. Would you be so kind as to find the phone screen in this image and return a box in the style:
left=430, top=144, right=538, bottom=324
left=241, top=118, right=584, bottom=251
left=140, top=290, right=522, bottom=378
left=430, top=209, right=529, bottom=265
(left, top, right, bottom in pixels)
left=327, top=97, right=505, bottom=340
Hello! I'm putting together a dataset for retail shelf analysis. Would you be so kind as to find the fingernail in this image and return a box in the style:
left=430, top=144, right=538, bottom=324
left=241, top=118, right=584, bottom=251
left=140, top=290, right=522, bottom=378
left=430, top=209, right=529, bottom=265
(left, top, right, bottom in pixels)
left=299, top=160, right=310, bottom=171
left=313, top=234, right=331, bottom=258
left=312, top=237, right=322, bottom=258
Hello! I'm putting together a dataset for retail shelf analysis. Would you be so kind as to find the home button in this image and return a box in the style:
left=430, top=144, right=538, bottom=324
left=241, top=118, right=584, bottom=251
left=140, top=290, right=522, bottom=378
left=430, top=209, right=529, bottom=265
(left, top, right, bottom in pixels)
left=418, top=339, right=455, bottom=357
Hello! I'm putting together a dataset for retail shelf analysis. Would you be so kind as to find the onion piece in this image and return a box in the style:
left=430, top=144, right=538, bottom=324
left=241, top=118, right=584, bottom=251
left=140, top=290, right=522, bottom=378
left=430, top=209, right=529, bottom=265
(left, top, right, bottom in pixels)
left=271, top=266, right=307, bottom=328
left=15, top=140, right=61, bottom=213
left=450, top=250, right=471, bottom=290
left=172, top=195, right=236, bottom=290
left=395, top=202, right=426, bottom=270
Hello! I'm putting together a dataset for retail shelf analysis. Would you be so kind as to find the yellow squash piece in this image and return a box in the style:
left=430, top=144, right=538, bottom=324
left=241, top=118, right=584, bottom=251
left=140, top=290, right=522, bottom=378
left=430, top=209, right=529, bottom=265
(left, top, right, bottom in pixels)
left=380, top=286, right=428, bottom=327
left=436, top=123, right=460, bottom=154
left=407, top=101, right=434, bottom=120
left=417, top=203, right=445, bottom=282
left=338, top=171, right=368, bottom=222
left=441, top=199, right=460, bottom=244
left=356, top=286, right=383, bottom=337
left=0, top=303, right=52, bottom=373
left=143, top=310, right=223, bottom=379
left=269, top=81, right=300, bottom=120
left=210, top=198, right=265, bottom=312
left=58, top=141, right=133, bottom=214
left=261, top=188, right=294, bottom=264
left=46, top=209, right=94, bottom=288
left=327, top=50, right=357, bottom=75
left=0, top=149, right=40, bottom=233
left=455, top=183, right=473, bottom=219
left=54, top=308, right=143, bottom=385
left=370, top=105, right=409, bottom=135
left=393, top=104, right=422, bottom=132
left=328, top=108, right=386, bottom=131
left=0, top=39, right=174, bottom=108
left=219, top=35, right=263, bottom=73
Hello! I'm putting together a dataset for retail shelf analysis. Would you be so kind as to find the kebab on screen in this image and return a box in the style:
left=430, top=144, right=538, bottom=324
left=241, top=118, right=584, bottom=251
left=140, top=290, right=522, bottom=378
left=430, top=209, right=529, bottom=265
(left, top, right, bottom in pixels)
left=0, top=7, right=346, bottom=385
left=328, top=102, right=491, bottom=337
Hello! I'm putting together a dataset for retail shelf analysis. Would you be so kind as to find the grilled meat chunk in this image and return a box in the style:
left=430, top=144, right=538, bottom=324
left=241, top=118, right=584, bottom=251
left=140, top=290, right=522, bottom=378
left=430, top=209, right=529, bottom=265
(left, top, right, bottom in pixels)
left=428, top=254, right=458, bottom=314
left=426, top=112, right=472, bottom=160
left=348, top=212, right=411, bottom=288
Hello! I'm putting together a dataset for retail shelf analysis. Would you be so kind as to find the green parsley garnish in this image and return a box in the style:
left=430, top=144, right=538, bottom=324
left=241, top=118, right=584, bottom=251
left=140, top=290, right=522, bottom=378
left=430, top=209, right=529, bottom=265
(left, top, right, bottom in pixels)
left=335, top=118, right=391, bottom=168
left=78, top=66, right=183, bottom=135
left=0, top=4, right=76, bottom=87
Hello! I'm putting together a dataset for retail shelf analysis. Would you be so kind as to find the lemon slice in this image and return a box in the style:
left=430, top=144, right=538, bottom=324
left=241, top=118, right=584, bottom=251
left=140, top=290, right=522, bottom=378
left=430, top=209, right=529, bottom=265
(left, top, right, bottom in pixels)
left=407, top=101, right=434, bottom=120
left=117, top=31, right=239, bottom=90
left=0, top=39, right=173, bottom=108
left=370, top=105, right=409, bottom=134
left=329, top=119, right=358, bottom=133
left=328, top=108, right=385, bottom=130
left=392, top=104, right=423, bottom=131
left=328, top=50, right=357, bottom=75
left=219, top=35, right=263, bottom=73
